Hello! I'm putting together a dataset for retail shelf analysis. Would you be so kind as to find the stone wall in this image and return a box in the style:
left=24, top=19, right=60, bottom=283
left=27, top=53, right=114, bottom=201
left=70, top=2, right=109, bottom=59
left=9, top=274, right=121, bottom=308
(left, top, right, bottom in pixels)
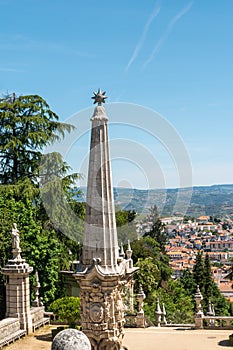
left=0, top=318, right=20, bottom=338
left=0, top=283, right=5, bottom=320
left=0, top=317, right=26, bottom=347
left=31, top=306, right=45, bottom=324
left=30, top=306, right=49, bottom=332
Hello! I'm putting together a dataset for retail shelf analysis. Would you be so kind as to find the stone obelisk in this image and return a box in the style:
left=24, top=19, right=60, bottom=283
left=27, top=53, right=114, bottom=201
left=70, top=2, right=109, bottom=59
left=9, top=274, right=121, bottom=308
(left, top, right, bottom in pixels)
left=82, top=89, right=119, bottom=270
left=2, top=224, right=33, bottom=334
left=74, top=89, right=137, bottom=350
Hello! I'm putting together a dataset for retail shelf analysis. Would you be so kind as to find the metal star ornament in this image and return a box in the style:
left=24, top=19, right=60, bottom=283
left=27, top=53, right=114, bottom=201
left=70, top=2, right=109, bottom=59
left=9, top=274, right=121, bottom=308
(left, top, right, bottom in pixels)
left=92, top=88, right=107, bottom=105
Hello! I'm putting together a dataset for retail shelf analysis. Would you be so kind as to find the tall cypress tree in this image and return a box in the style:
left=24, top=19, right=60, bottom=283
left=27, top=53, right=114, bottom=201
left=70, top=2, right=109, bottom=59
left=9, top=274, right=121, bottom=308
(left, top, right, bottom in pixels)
left=203, top=253, right=229, bottom=315
left=202, top=253, right=213, bottom=312
left=192, top=252, right=230, bottom=315
left=193, top=251, right=204, bottom=289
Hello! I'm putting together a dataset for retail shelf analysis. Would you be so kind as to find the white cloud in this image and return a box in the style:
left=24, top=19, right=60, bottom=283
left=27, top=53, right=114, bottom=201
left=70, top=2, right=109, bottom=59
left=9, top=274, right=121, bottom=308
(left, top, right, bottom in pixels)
left=125, top=1, right=161, bottom=71
left=0, top=34, right=93, bottom=57
left=143, top=2, right=193, bottom=69
left=0, top=68, right=23, bottom=72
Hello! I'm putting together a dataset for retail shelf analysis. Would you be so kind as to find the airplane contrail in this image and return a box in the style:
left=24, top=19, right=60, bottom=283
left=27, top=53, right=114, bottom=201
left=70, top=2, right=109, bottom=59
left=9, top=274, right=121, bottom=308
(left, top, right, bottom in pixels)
left=143, top=1, right=193, bottom=69
left=125, top=1, right=161, bottom=72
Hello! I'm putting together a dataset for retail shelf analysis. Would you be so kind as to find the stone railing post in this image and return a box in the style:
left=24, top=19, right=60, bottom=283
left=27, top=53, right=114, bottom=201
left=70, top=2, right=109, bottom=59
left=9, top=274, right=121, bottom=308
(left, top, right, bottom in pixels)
left=161, top=303, right=167, bottom=326
left=155, top=299, right=162, bottom=327
left=194, top=285, right=204, bottom=329
left=207, top=300, right=215, bottom=326
left=136, top=284, right=146, bottom=328
left=32, top=270, right=43, bottom=307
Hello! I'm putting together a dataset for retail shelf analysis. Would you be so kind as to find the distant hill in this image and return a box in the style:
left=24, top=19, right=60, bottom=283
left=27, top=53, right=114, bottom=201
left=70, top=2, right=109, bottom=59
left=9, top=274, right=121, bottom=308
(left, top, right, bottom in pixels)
left=80, top=184, right=233, bottom=218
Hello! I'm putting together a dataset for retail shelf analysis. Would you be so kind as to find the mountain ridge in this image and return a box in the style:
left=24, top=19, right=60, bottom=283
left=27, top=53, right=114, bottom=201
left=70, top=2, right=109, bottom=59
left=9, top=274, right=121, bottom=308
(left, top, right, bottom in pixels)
left=80, top=184, right=233, bottom=217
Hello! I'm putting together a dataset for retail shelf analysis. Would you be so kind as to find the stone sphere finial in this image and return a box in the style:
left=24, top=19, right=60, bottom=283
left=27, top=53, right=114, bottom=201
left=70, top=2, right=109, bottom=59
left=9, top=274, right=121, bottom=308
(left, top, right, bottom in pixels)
left=51, top=329, right=91, bottom=350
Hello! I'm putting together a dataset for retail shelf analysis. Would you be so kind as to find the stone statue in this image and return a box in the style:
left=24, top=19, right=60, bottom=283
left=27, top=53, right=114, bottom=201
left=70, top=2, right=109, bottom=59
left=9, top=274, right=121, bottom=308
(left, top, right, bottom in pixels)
left=11, top=223, right=22, bottom=260
left=11, top=223, right=20, bottom=250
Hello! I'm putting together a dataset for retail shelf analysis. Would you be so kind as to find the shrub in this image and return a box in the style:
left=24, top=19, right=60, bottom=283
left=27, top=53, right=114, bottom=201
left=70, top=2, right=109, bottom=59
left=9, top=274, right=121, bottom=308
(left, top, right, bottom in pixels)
left=50, top=296, right=81, bottom=328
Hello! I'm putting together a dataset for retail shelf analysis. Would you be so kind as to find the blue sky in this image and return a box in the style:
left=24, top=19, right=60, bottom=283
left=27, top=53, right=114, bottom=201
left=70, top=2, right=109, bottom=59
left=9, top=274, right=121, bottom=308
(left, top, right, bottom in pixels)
left=1, top=0, right=233, bottom=189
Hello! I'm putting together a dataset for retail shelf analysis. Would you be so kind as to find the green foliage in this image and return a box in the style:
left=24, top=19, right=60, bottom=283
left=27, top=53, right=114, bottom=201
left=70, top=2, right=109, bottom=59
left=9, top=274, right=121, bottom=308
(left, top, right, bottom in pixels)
left=39, top=152, right=83, bottom=243
left=0, top=93, right=74, bottom=184
left=202, top=253, right=230, bottom=315
left=183, top=215, right=195, bottom=223
left=0, top=92, right=85, bottom=310
left=71, top=201, right=86, bottom=222
left=157, top=253, right=172, bottom=283
left=50, top=296, right=81, bottom=327
left=131, top=236, right=172, bottom=305
left=117, top=224, right=138, bottom=245
left=143, top=205, right=167, bottom=252
left=144, top=280, right=194, bottom=324
left=202, top=254, right=213, bottom=305
left=193, top=251, right=204, bottom=287
left=0, top=185, right=74, bottom=305
left=129, top=204, right=172, bottom=308
left=115, top=207, right=138, bottom=244
left=130, top=236, right=160, bottom=263
left=180, top=269, right=196, bottom=297
left=115, top=207, right=128, bottom=227
left=181, top=253, right=231, bottom=316
left=135, top=258, right=160, bottom=296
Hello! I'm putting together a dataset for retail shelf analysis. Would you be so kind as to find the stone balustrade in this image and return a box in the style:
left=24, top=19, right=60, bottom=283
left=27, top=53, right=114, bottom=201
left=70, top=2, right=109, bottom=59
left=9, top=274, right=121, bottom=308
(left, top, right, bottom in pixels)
left=0, top=318, right=26, bottom=348
left=44, top=311, right=67, bottom=324
left=124, top=314, right=137, bottom=328
left=194, top=286, right=233, bottom=330
left=202, top=316, right=233, bottom=329
left=30, top=306, right=50, bottom=331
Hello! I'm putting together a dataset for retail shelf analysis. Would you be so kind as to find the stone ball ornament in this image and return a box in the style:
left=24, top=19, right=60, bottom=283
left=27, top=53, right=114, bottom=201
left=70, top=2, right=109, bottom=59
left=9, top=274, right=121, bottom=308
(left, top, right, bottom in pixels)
left=51, top=329, right=91, bottom=350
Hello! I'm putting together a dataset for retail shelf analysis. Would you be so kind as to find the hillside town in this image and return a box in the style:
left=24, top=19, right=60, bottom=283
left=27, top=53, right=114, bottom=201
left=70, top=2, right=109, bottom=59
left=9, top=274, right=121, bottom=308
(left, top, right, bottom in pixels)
left=162, top=215, right=233, bottom=300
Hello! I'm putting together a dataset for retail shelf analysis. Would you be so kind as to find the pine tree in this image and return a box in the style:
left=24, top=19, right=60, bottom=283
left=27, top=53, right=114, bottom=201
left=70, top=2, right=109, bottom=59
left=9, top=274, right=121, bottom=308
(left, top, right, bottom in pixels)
left=0, top=93, right=74, bottom=184
left=38, top=152, right=83, bottom=242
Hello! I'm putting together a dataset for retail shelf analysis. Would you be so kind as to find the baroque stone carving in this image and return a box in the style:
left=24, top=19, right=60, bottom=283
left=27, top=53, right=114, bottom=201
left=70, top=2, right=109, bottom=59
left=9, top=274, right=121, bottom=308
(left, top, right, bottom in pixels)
left=90, top=303, right=104, bottom=323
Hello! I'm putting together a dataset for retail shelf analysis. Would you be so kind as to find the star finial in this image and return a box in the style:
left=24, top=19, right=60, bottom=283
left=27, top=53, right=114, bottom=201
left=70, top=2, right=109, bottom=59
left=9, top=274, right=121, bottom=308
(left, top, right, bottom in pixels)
left=92, top=88, right=107, bottom=106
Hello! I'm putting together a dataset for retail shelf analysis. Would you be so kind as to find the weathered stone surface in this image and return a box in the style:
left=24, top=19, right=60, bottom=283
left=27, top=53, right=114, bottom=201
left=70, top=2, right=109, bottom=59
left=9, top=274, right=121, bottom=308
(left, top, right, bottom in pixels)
left=30, top=306, right=45, bottom=323
left=74, top=93, right=137, bottom=350
left=0, top=318, right=20, bottom=339
left=1, top=224, right=33, bottom=334
left=0, top=317, right=26, bottom=347
left=51, top=329, right=91, bottom=350
left=82, top=105, right=119, bottom=269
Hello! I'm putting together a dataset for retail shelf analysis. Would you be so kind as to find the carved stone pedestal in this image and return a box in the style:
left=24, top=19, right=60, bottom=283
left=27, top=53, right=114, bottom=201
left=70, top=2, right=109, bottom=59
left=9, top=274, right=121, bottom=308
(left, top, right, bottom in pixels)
left=2, top=258, right=33, bottom=334
left=75, top=262, right=132, bottom=350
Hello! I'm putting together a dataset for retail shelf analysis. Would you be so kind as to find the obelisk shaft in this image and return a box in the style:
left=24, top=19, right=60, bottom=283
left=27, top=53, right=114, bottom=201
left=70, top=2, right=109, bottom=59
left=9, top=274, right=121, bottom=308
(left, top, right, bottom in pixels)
left=82, top=106, right=119, bottom=269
